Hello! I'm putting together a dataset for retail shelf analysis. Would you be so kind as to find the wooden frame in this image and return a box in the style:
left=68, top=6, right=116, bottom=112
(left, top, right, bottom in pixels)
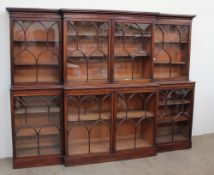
left=157, top=81, right=195, bottom=152
left=6, top=8, right=195, bottom=168
left=8, top=10, right=63, bottom=86
left=10, top=87, right=64, bottom=168
left=153, top=18, right=192, bottom=81
left=63, top=85, right=158, bottom=165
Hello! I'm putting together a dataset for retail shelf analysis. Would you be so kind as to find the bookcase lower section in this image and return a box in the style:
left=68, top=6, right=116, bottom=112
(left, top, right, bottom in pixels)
left=10, top=83, right=194, bottom=168
left=64, top=147, right=156, bottom=166
left=157, top=140, right=192, bottom=152
left=13, top=147, right=156, bottom=168
left=13, top=155, right=63, bottom=169
left=13, top=141, right=192, bottom=168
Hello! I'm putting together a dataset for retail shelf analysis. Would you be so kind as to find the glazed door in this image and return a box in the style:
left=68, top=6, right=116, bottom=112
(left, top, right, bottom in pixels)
left=12, top=92, right=62, bottom=157
left=65, top=19, right=110, bottom=84
left=65, top=91, right=112, bottom=155
left=157, top=87, right=194, bottom=144
left=154, top=24, right=190, bottom=79
left=12, top=19, right=61, bottom=85
left=115, top=90, right=156, bottom=151
left=113, top=20, right=153, bottom=82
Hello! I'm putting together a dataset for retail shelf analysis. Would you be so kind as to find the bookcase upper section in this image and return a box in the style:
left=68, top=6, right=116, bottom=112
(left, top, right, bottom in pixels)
left=7, top=8, right=195, bottom=86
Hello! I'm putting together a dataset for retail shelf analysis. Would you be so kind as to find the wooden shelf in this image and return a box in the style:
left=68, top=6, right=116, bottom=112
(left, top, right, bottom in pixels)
left=67, top=77, right=108, bottom=82
left=15, top=106, right=60, bottom=114
left=159, top=99, right=191, bottom=106
left=16, top=127, right=60, bottom=137
left=114, top=33, right=152, bottom=38
left=13, top=40, right=59, bottom=44
left=14, top=64, right=59, bottom=67
left=68, top=111, right=110, bottom=122
left=67, top=33, right=151, bottom=38
left=114, top=56, right=149, bottom=61
left=16, top=146, right=60, bottom=157
left=14, top=78, right=60, bottom=84
left=69, top=137, right=110, bottom=155
left=154, top=76, right=188, bottom=79
left=157, top=134, right=188, bottom=143
left=67, top=54, right=149, bottom=61
left=67, top=55, right=107, bottom=59
left=67, top=56, right=107, bottom=63
left=157, top=115, right=189, bottom=124
left=16, top=138, right=60, bottom=150
left=154, top=61, right=186, bottom=65
left=67, top=34, right=108, bottom=38
left=114, top=52, right=149, bottom=58
left=68, top=110, right=153, bottom=122
left=114, top=78, right=151, bottom=82
left=117, top=110, right=154, bottom=119
left=155, top=41, right=188, bottom=44
left=116, top=135, right=152, bottom=150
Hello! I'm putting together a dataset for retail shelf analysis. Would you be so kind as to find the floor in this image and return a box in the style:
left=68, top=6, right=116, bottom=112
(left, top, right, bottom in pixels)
left=0, top=134, right=214, bottom=175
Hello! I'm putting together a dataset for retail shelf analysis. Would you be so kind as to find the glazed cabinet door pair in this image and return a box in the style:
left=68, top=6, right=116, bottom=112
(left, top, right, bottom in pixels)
left=64, top=17, right=153, bottom=85
left=64, top=87, right=157, bottom=164
left=11, top=90, right=63, bottom=168
left=11, top=15, right=62, bottom=85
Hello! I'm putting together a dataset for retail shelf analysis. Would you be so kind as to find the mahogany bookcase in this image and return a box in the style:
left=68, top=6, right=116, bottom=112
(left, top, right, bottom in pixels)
left=7, top=8, right=195, bottom=168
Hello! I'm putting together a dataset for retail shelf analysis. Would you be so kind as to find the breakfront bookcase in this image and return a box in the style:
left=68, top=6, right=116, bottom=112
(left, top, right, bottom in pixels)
left=7, top=8, right=195, bottom=168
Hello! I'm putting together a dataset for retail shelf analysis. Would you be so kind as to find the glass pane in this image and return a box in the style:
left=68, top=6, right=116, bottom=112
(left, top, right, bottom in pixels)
left=13, top=21, right=60, bottom=84
left=14, top=96, right=61, bottom=157
left=157, top=89, right=192, bottom=143
left=67, top=21, right=109, bottom=83
left=154, top=25, right=189, bottom=79
left=173, top=122, right=189, bottom=141
left=67, top=94, right=111, bottom=155
left=116, top=92, right=155, bottom=150
left=156, top=123, right=173, bottom=143
left=114, top=22, right=152, bottom=81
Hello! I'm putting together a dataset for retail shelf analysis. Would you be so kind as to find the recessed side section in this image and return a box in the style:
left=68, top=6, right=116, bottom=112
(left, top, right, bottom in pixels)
left=156, top=83, right=195, bottom=151
left=154, top=24, right=190, bottom=80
